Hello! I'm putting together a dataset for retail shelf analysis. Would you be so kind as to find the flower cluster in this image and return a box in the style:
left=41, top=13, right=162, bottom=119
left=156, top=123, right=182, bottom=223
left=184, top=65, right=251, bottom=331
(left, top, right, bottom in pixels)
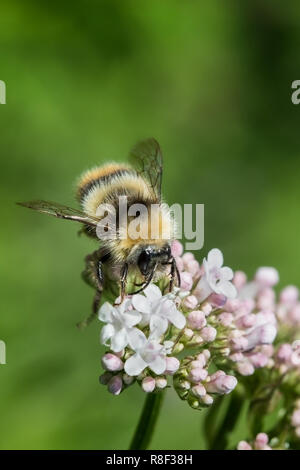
left=291, top=400, right=300, bottom=438
left=237, top=433, right=273, bottom=450
left=98, top=241, right=300, bottom=446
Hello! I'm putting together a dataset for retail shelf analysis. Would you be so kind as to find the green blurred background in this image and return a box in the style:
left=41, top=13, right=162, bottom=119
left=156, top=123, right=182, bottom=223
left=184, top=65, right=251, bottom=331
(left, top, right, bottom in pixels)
left=1, top=0, right=300, bottom=449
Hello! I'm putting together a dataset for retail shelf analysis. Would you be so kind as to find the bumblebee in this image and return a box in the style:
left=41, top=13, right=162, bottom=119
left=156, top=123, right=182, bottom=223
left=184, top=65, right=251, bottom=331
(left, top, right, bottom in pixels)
left=18, top=138, right=180, bottom=327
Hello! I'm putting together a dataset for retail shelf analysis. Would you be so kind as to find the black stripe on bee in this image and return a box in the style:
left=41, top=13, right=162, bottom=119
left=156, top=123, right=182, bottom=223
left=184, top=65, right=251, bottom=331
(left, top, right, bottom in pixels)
left=78, top=169, right=136, bottom=202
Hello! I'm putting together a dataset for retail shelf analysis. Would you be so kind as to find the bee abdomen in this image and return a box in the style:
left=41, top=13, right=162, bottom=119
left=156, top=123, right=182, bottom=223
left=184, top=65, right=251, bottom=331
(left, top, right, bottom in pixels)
left=77, top=163, right=133, bottom=202
left=77, top=163, right=154, bottom=217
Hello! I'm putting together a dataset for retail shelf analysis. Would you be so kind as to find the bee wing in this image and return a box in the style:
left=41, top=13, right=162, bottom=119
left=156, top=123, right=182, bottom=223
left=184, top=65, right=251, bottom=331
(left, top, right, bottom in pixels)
left=17, top=200, right=99, bottom=227
left=128, top=138, right=163, bottom=198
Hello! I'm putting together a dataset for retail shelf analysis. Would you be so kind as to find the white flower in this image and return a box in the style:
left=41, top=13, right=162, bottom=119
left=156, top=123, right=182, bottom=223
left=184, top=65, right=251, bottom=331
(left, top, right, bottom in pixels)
left=124, top=337, right=174, bottom=376
left=196, top=248, right=237, bottom=301
left=132, top=284, right=186, bottom=338
left=99, top=299, right=145, bottom=353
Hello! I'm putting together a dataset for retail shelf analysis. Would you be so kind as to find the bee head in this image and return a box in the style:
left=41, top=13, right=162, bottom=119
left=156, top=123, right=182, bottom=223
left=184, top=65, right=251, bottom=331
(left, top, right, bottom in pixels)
left=137, top=244, right=171, bottom=276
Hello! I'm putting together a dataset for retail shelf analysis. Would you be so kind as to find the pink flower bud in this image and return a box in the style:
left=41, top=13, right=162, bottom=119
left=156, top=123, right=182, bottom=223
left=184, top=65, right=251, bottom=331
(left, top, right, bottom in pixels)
left=289, top=305, right=300, bottom=325
left=244, top=323, right=277, bottom=351
left=173, top=342, right=184, bottom=354
left=189, top=367, right=208, bottom=383
left=291, top=409, right=300, bottom=427
left=260, top=344, right=274, bottom=357
left=115, top=350, right=125, bottom=358
left=237, top=361, right=255, bottom=376
left=180, top=271, right=193, bottom=291
left=291, top=349, right=300, bottom=366
left=202, top=394, right=213, bottom=405
left=186, top=259, right=200, bottom=276
left=209, top=293, right=227, bottom=307
left=237, top=441, right=252, bottom=450
left=233, top=271, right=247, bottom=290
left=230, top=352, right=244, bottom=362
left=183, top=295, right=198, bottom=310
left=108, top=375, right=123, bottom=395
left=254, top=433, right=269, bottom=450
left=182, top=252, right=195, bottom=264
left=236, top=313, right=257, bottom=329
left=183, top=328, right=194, bottom=339
left=200, top=326, right=217, bottom=342
left=201, top=302, right=212, bottom=316
left=256, top=310, right=276, bottom=326
left=101, top=353, right=124, bottom=371
left=195, top=353, right=207, bottom=368
left=257, top=288, right=276, bottom=311
left=248, top=352, right=268, bottom=368
left=142, top=376, right=156, bottom=393
left=230, top=336, right=249, bottom=352
left=276, top=343, right=293, bottom=363
left=99, top=372, right=112, bottom=385
left=156, top=377, right=167, bottom=389
left=255, top=267, right=279, bottom=287
left=190, top=360, right=203, bottom=369
left=191, top=384, right=206, bottom=397
left=187, top=310, right=206, bottom=330
left=206, top=374, right=237, bottom=395
left=202, top=349, right=211, bottom=360
left=165, top=357, right=180, bottom=375
left=225, top=298, right=241, bottom=312
left=280, top=285, right=299, bottom=305
left=243, top=298, right=255, bottom=313
left=175, top=257, right=184, bottom=272
left=171, top=240, right=183, bottom=258
left=218, top=312, right=233, bottom=327
left=209, top=370, right=225, bottom=381
left=123, top=373, right=134, bottom=385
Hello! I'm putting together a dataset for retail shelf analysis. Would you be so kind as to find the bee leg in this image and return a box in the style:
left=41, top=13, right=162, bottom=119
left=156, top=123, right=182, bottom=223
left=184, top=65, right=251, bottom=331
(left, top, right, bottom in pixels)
left=169, top=258, right=180, bottom=292
left=128, top=263, right=157, bottom=295
left=77, top=252, right=104, bottom=329
left=114, top=263, right=128, bottom=305
left=81, top=251, right=104, bottom=291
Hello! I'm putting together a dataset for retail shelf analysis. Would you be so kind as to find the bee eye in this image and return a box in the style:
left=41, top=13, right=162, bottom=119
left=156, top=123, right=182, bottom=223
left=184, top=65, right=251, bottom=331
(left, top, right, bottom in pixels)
left=138, top=250, right=151, bottom=275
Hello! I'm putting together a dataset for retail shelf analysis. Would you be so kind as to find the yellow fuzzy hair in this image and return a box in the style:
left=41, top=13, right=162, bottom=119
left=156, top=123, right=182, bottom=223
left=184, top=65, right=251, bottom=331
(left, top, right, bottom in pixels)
left=81, top=174, right=154, bottom=217
left=76, top=163, right=131, bottom=201
left=107, top=203, right=174, bottom=262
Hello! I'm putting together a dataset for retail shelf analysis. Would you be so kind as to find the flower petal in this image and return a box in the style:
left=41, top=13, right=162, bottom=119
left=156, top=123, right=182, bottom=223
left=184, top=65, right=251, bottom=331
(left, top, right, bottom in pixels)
left=98, top=302, right=114, bottom=322
left=127, top=328, right=147, bottom=351
left=110, top=328, right=128, bottom=352
left=149, top=355, right=167, bottom=374
left=122, top=310, right=142, bottom=328
left=124, top=353, right=147, bottom=376
left=169, top=309, right=186, bottom=329
left=132, top=295, right=151, bottom=315
left=207, top=248, right=223, bottom=268
left=118, top=298, right=132, bottom=314
left=149, top=315, right=169, bottom=338
left=219, top=280, right=237, bottom=299
left=156, top=299, right=175, bottom=316
left=220, top=266, right=234, bottom=281
left=144, top=284, right=162, bottom=302
left=100, top=323, right=114, bottom=345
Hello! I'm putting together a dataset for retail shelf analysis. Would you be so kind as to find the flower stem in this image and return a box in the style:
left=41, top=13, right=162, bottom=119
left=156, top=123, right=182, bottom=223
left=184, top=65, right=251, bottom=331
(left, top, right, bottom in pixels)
left=209, top=392, right=244, bottom=450
left=129, top=391, right=165, bottom=450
